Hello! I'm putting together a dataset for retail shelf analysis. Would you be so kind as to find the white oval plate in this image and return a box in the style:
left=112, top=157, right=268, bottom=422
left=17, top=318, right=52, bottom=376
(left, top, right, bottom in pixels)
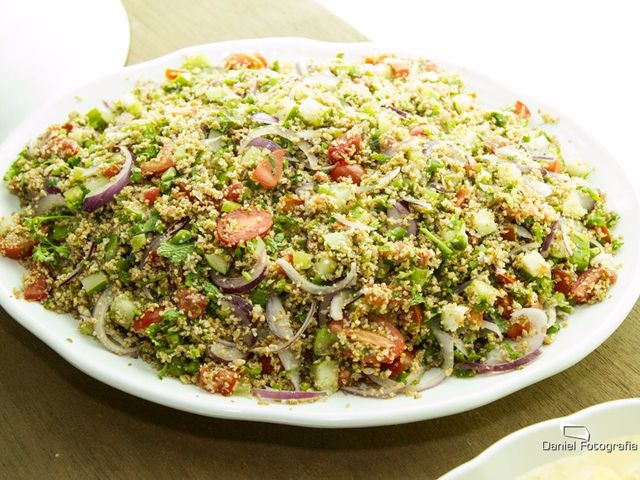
left=1, top=38, right=639, bottom=428
left=440, top=398, right=640, bottom=479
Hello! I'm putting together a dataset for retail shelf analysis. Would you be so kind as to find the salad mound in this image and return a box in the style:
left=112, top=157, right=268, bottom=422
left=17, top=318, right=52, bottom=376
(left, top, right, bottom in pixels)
left=0, top=52, right=621, bottom=401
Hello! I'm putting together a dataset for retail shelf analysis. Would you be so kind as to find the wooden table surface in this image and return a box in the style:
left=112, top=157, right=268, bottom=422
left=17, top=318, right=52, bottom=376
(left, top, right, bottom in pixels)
left=2, top=1, right=639, bottom=478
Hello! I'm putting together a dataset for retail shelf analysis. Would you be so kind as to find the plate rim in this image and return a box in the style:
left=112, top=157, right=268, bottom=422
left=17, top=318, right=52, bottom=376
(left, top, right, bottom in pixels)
left=1, top=37, right=639, bottom=428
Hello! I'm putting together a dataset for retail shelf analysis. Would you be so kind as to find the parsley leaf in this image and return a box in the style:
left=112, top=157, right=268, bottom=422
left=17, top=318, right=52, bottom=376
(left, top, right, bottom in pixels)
left=156, top=242, right=194, bottom=263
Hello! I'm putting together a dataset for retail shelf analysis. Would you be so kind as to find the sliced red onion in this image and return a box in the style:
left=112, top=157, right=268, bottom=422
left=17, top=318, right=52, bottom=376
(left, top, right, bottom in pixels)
left=58, top=241, right=96, bottom=286
left=269, top=302, right=317, bottom=354
left=265, top=294, right=294, bottom=340
left=432, top=323, right=454, bottom=372
left=277, top=348, right=301, bottom=390
left=558, top=221, right=573, bottom=257
left=387, top=106, right=409, bottom=118
left=318, top=293, right=334, bottom=326
left=359, top=167, right=401, bottom=193
left=423, top=140, right=467, bottom=164
left=406, top=367, right=447, bottom=393
left=219, top=295, right=255, bottom=346
left=139, top=218, right=189, bottom=268
left=367, top=374, right=406, bottom=393
left=44, top=176, right=62, bottom=194
left=341, top=384, right=395, bottom=398
left=577, top=190, right=596, bottom=212
left=510, top=308, right=548, bottom=355
left=276, top=259, right=357, bottom=295
left=481, top=320, right=503, bottom=339
left=35, top=193, right=66, bottom=215
left=515, top=225, right=534, bottom=239
left=250, top=112, right=279, bottom=125
left=82, top=146, right=133, bottom=212
left=540, top=220, right=560, bottom=257
left=93, top=286, right=137, bottom=356
left=453, top=279, right=472, bottom=295
left=383, top=137, right=420, bottom=157
left=509, top=241, right=539, bottom=257
left=240, top=124, right=321, bottom=169
left=333, top=213, right=373, bottom=231
left=429, top=182, right=446, bottom=194
left=252, top=389, right=327, bottom=401
left=457, top=349, right=541, bottom=373
left=207, top=339, right=247, bottom=363
left=526, top=179, right=553, bottom=198
left=387, top=201, right=417, bottom=236
left=210, top=245, right=267, bottom=294
left=532, top=155, right=556, bottom=162
left=247, top=137, right=281, bottom=152
left=329, top=289, right=362, bottom=321
left=403, top=196, right=432, bottom=209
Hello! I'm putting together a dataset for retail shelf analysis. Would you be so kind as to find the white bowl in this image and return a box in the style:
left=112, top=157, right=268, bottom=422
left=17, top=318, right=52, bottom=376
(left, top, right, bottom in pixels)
left=441, top=398, right=640, bottom=479
left=1, top=38, right=639, bottom=428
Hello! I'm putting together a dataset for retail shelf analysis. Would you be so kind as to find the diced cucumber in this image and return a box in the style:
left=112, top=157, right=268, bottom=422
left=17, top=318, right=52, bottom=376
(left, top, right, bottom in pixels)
left=313, top=327, right=337, bottom=356
left=81, top=271, right=108, bottom=294
left=130, top=233, right=147, bottom=252
left=314, top=257, right=337, bottom=278
left=64, top=185, right=85, bottom=209
left=312, top=359, right=339, bottom=393
left=110, top=294, right=137, bottom=329
left=205, top=253, right=229, bottom=274
left=221, top=200, right=241, bottom=212
left=292, top=251, right=313, bottom=270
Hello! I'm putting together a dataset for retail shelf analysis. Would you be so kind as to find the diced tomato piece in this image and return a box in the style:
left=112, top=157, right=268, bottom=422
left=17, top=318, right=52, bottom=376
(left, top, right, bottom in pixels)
left=340, top=316, right=405, bottom=365
left=165, top=68, right=185, bottom=80
left=495, top=270, right=516, bottom=285
left=328, top=320, right=344, bottom=334
left=44, top=137, right=79, bottom=159
left=140, top=145, right=175, bottom=175
left=364, top=54, right=390, bottom=65
left=406, top=305, right=424, bottom=329
left=216, top=207, right=273, bottom=248
left=24, top=273, right=48, bottom=301
left=176, top=289, right=208, bottom=319
left=500, top=226, right=517, bottom=241
left=132, top=309, right=163, bottom=332
left=103, top=164, right=121, bottom=178
left=328, top=133, right=361, bottom=164
left=338, top=368, right=351, bottom=387
left=224, top=53, right=267, bottom=69
left=496, top=295, right=513, bottom=320
left=142, top=187, right=161, bottom=206
left=222, top=181, right=243, bottom=202
left=281, top=194, right=304, bottom=212
left=543, top=157, right=562, bottom=173
left=409, top=125, right=427, bottom=136
left=330, top=163, right=366, bottom=185
left=0, top=239, right=35, bottom=260
left=258, top=355, right=274, bottom=376
left=455, top=186, right=470, bottom=207
left=384, top=350, right=415, bottom=377
left=199, top=365, right=238, bottom=396
left=506, top=321, right=531, bottom=340
left=570, top=267, right=617, bottom=304
left=597, top=225, right=612, bottom=243
left=514, top=100, right=531, bottom=119
left=251, top=149, right=285, bottom=189
left=552, top=267, right=576, bottom=295
left=386, top=58, right=411, bottom=78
